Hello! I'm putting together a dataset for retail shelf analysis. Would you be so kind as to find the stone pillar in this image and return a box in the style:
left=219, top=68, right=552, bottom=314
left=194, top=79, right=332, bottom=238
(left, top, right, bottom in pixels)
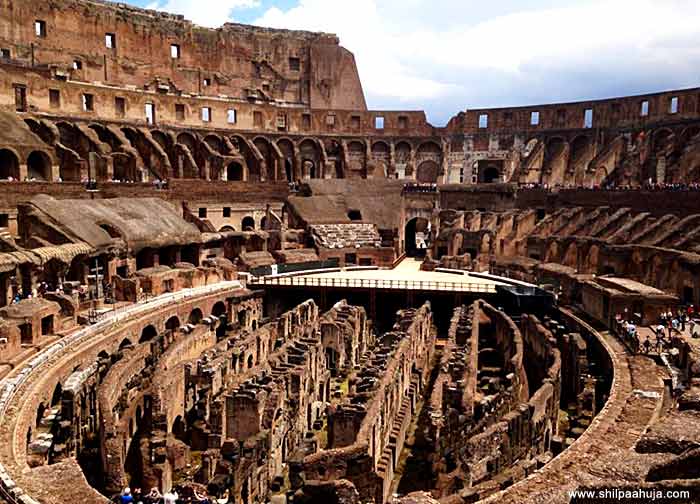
left=389, top=142, right=396, bottom=178
left=656, top=156, right=666, bottom=183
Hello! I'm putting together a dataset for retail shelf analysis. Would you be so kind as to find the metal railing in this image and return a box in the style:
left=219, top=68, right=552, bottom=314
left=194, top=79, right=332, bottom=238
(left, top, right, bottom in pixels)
left=250, top=275, right=498, bottom=293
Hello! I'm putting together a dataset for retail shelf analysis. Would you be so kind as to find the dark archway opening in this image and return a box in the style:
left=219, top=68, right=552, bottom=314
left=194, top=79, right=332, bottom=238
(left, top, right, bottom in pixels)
left=0, top=149, right=20, bottom=180
left=27, top=151, right=51, bottom=181
left=227, top=162, right=243, bottom=181
left=241, top=216, right=255, bottom=231
left=284, top=159, right=293, bottom=182
left=212, top=301, right=228, bottom=339
left=188, top=308, right=203, bottom=325
left=405, top=217, right=430, bottom=258
left=172, top=415, right=187, bottom=442
left=482, top=166, right=500, bottom=183
left=139, top=325, right=158, bottom=343
left=165, top=316, right=180, bottom=336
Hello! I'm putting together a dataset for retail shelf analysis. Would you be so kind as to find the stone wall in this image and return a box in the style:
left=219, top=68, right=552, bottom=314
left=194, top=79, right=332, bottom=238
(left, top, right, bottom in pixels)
left=297, top=303, right=435, bottom=504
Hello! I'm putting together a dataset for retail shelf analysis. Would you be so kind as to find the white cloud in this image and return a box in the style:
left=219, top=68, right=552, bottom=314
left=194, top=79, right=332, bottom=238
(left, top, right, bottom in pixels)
left=146, top=0, right=260, bottom=27
left=253, top=0, right=700, bottom=124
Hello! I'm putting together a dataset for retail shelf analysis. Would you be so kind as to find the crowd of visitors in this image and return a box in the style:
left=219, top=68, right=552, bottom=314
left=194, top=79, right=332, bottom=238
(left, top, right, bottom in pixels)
left=117, top=487, right=229, bottom=504
left=10, top=279, right=109, bottom=305
left=614, top=306, right=699, bottom=355
left=402, top=182, right=439, bottom=193
left=519, top=181, right=700, bottom=192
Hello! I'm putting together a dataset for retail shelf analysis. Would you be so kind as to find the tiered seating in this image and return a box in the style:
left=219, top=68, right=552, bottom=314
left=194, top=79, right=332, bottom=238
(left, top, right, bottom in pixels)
left=309, top=223, right=382, bottom=249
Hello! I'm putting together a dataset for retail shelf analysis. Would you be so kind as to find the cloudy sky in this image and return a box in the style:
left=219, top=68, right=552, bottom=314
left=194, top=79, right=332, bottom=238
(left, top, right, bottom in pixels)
left=130, top=0, right=700, bottom=125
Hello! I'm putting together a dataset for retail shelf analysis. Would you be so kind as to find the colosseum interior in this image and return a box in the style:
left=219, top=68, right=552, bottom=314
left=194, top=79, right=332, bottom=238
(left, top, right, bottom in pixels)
left=0, top=1, right=700, bottom=503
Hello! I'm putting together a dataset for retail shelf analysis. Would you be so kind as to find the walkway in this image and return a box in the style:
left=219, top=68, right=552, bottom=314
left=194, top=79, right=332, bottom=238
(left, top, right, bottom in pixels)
left=251, top=259, right=505, bottom=294
left=0, top=280, right=245, bottom=504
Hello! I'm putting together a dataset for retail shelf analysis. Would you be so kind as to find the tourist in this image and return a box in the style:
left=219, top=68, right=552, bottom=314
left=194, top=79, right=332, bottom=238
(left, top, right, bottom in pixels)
left=678, top=308, right=686, bottom=331
left=119, top=488, right=134, bottom=504
left=162, top=490, right=178, bottom=504
left=671, top=317, right=680, bottom=335
left=146, top=488, right=162, bottom=503
left=656, top=333, right=665, bottom=354
left=693, top=321, right=700, bottom=339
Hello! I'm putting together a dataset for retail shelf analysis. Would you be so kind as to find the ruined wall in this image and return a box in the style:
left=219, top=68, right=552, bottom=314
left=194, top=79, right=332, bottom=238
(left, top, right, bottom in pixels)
left=299, top=303, right=435, bottom=504
left=0, top=0, right=366, bottom=110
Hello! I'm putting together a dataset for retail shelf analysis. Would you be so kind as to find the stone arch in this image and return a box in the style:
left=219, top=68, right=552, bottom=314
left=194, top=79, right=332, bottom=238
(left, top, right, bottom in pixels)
left=652, top=128, right=674, bottom=154
left=371, top=141, right=390, bottom=178
left=139, top=324, right=158, bottom=343
left=416, top=161, right=439, bottom=183
left=680, top=125, right=700, bottom=145
left=253, top=136, right=277, bottom=181
left=242, top=216, right=255, bottom=231
left=88, top=123, right=115, bottom=147
left=188, top=308, right=203, bottom=325
left=324, top=139, right=344, bottom=179
left=55, top=121, right=90, bottom=158
left=299, top=138, right=321, bottom=179
left=203, top=134, right=224, bottom=154
left=417, top=141, right=441, bottom=155
left=212, top=301, right=228, bottom=338
left=0, top=148, right=20, bottom=180
left=177, top=132, right=198, bottom=153
left=25, top=118, right=57, bottom=145
left=542, top=137, right=568, bottom=183
left=150, top=130, right=171, bottom=151
left=212, top=301, right=226, bottom=318
left=277, top=138, right=295, bottom=181
left=405, top=217, right=430, bottom=257
left=26, top=151, right=52, bottom=181
left=395, top=141, right=412, bottom=178
left=220, top=225, right=236, bottom=232
left=231, top=135, right=262, bottom=182
left=570, top=135, right=591, bottom=162
left=165, top=316, right=181, bottom=333
left=347, top=140, right=367, bottom=178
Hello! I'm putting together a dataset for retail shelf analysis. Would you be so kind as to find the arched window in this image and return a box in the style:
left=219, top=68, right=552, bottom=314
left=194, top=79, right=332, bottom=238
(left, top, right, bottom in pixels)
left=0, top=149, right=20, bottom=180
left=27, top=151, right=51, bottom=181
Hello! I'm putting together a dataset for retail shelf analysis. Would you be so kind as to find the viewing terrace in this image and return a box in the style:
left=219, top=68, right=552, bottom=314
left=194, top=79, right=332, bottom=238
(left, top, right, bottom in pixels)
left=249, top=258, right=507, bottom=294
